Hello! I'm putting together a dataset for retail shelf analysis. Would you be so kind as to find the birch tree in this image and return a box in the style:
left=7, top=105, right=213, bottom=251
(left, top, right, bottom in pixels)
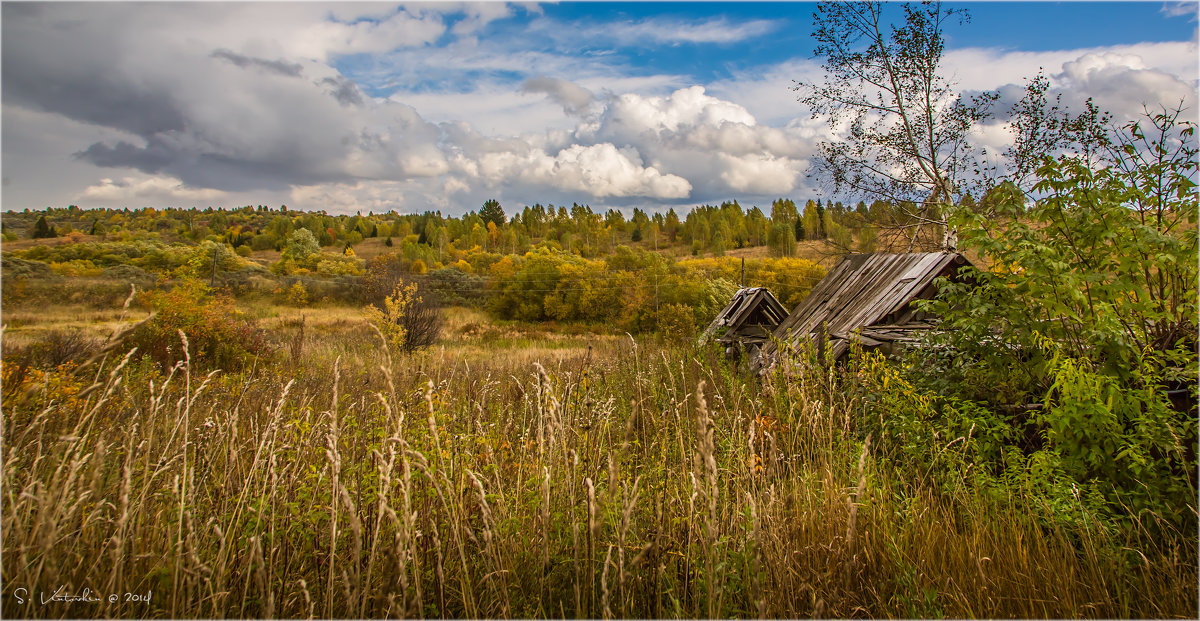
left=794, top=0, right=994, bottom=249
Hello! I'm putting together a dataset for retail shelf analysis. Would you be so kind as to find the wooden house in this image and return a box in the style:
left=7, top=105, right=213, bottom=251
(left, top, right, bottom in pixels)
left=699, top=287, right=790, bottom=356
left=754, top=252, right=975, bottom=368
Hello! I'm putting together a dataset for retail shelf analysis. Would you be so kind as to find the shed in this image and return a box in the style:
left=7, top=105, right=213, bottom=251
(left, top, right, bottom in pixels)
left=755, top=252, right=975, bottom=367
left=699, top=287, right=790, bottom=355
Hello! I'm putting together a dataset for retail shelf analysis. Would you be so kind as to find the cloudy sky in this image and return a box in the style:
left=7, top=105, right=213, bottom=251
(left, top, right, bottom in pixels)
left=2, top=1, right=1197, bottom=216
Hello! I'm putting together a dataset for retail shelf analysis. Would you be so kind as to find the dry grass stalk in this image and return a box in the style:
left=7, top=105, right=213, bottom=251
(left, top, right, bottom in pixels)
left=846, top=432, right=872, bottom=554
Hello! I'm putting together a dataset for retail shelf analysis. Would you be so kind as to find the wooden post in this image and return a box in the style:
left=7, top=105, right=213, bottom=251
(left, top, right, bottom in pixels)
left=741, top=257, right=745, bottom=288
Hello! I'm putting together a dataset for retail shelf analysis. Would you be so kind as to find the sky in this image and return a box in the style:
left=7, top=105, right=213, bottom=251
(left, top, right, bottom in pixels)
left=2, top=1, right=1197, bottom=216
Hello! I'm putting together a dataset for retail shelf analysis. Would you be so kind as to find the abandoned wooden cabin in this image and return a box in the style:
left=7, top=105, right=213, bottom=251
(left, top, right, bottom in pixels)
left=700, top=287, right=790, bottom=356
left=754, top=251, right=976, bottom=368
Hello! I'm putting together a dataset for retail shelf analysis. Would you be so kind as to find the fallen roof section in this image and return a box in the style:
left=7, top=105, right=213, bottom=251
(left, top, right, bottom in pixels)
left=757, top=252, right=974, bottom=364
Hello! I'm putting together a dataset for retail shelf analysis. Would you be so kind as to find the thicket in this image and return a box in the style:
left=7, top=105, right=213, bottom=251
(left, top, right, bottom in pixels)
left=12, top=239, right=257, bottom=276
left=885, top=110, right=1199, bottom=535
left=126, top=278, right=272, bottom=370
left=363, top=280, right=442, bottom=354
left=486, top=246, right=825, bottom=332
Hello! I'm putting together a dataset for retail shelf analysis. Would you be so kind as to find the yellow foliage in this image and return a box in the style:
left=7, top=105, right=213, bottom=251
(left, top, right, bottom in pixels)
left=364, top=280, right=420, bottom=352
left=676, top=256, right=826, bottom=307
left=286, top=281, right=309, bottom=306
left=489, top=255, right=517, bottom=280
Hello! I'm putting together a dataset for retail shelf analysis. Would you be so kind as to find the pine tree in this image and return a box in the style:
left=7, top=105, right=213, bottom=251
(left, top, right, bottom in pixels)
left=480, top=199, right=505, bottom=227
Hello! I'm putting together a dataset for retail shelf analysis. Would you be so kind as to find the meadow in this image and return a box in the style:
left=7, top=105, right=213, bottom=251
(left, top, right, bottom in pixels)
left=1, top=279, right=1196, bottom=618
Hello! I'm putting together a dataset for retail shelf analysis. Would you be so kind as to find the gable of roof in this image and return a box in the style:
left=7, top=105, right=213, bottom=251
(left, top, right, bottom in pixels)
left=760, top=252, right=973, bottom=361
left=701, top=287, right=789, bottom=345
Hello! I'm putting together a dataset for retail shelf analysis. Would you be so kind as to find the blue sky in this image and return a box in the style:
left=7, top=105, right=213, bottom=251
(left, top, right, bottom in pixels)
left=334, top=2, right=1197, bottom=96
left=2, top=1, right=1197, bottom=215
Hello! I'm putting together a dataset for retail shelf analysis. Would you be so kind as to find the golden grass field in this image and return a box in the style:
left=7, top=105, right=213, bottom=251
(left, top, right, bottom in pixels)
left=1, top=274, right=1196, bottom=619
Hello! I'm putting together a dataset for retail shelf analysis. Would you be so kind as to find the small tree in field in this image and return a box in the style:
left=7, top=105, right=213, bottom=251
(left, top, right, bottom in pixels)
left=364, top=279, right=441, bottom=354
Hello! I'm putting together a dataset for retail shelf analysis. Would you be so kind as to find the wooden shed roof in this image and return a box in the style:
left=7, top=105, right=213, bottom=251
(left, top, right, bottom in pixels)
left=758, top=252, right=973, bottom=363
left=700, top=287, right=790, bottom=345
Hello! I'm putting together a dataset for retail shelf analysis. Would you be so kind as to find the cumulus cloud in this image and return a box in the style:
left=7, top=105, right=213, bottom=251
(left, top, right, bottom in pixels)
left=474, top=143, right=691, bottom=199
left=319, top=76, right=366, bottom=107
left=4, top=3, right=799, bottom=212
left=575, top=86, right=815, bottom=198
left=600, top=86, right=756, bottom=136
left=1055, top=51, right=1196, bottom=118
left=721, top=155, right=800, bottom=195
left=947, top=43, right=1198, bottom=124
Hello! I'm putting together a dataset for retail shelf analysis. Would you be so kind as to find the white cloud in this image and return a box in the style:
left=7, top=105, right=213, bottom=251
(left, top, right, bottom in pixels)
left=476, top=143, right=691, bottom=199
left=80, top=176, right=229, bottom=205
left=448, top=2, right=516, bottom=37
left=574, top=86, right=817, bottom=199
left=1055, top=51, right=1196, bottom=119
left=577, top=17, right=778, bottom=46
left=707, top=59, right=828, bottom=126
left=717, top=153, right=801, bottom=195
left=1160, top=2, right=1198, bottom=19
left=945, top=42, right=1198, bottom=123
left=601, top=86, right=757, bottom=136
left=289, top=180, right=415, bottom=214
left=295, top=8, right=445, bottom=59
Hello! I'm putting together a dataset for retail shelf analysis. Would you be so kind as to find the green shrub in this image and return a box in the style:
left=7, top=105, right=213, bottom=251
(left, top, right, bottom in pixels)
left=1, top=256, right=59, bottom=281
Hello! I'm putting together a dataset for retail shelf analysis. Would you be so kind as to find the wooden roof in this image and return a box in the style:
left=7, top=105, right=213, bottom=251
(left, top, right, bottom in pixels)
left=758, top=252, right=973, bottom=363
left=700, top=287, right=790, bottom=346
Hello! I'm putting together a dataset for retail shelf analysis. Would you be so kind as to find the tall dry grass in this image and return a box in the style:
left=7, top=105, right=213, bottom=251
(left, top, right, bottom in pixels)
left=1, top=325, right=1196, bottom=618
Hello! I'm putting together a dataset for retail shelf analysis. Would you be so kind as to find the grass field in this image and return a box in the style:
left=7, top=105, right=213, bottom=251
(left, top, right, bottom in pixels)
left=1, top=282, right=1195, bottom=619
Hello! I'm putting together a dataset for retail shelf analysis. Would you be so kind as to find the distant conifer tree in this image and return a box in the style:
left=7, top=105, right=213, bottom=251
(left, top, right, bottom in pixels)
left=31, top=215, right=58, bottom=239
